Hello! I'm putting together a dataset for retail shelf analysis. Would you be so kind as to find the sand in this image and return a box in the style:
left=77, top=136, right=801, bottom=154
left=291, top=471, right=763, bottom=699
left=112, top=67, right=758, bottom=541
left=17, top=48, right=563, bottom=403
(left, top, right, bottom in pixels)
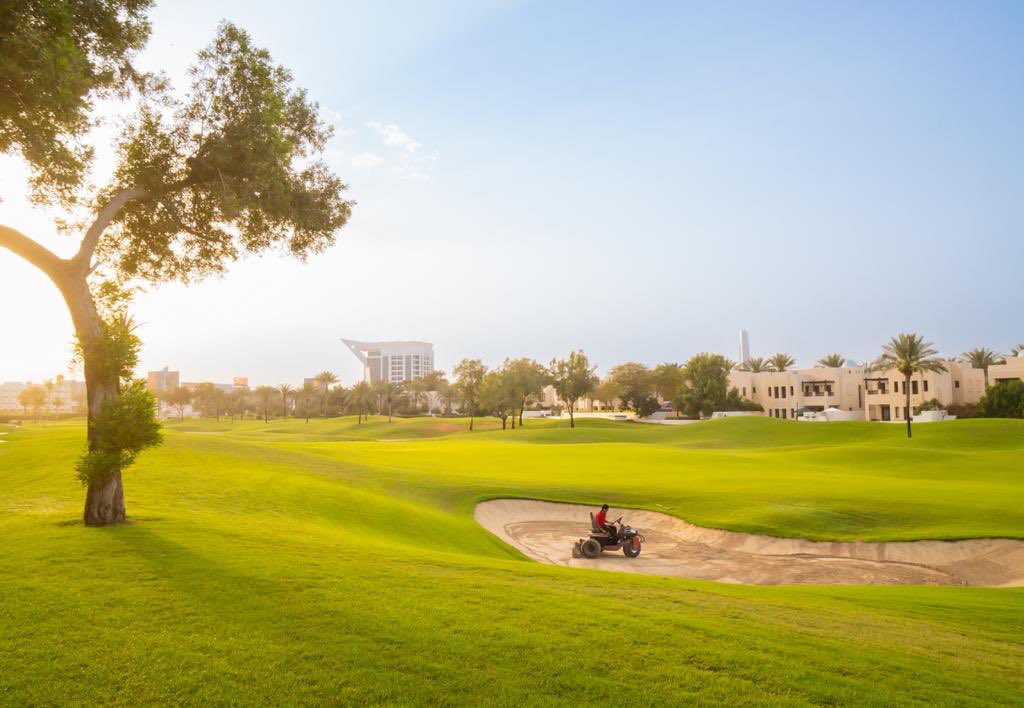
left=474, top=499, right=1024, bottom=587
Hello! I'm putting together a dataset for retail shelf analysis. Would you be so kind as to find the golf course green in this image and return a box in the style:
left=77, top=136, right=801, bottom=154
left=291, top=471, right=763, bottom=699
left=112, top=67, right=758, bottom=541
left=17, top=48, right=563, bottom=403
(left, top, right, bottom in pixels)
left=2, top=416, right=1023, bottom=704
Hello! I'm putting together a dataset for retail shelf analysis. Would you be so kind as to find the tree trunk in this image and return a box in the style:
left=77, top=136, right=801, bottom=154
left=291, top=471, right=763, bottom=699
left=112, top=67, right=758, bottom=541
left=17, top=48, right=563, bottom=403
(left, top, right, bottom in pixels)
left=84, top=470, right=125, bottom=526
left=519, top=396, right=526, bottom=427
left=905, top=374, right=912, bottom=439
left=569, top=402, right=575, bottom=429
left=57, top=273, right=124, bottom=525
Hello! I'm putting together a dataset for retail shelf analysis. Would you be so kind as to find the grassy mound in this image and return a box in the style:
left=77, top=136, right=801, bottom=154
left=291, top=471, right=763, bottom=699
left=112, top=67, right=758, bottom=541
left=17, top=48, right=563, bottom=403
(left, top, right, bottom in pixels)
left=1, top=417, right=1022, bottom=703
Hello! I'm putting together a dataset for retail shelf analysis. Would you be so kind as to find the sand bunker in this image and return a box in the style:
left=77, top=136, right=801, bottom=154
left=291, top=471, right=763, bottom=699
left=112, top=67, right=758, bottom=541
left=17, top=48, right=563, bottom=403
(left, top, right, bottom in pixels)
left=475, top=499, right=1024, bottom=587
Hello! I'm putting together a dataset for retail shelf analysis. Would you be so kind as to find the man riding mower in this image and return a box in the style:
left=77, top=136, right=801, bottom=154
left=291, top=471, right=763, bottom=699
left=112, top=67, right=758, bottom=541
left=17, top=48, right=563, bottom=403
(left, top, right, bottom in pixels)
left=572, top=504, right=645, bottom=559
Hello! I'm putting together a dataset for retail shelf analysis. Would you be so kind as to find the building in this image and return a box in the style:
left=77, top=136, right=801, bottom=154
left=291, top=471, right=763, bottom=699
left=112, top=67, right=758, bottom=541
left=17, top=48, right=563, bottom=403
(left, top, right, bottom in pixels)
left=342, top=339, right=434, bottom=384
left=988, top=353, right=1024, bottom=385
left=147, top=367, right=180, bottom=393
left=0, top=379, right=86, bottom=414
left=739, top=329, right=750, bottom=364
left=727, top=361, right=985, bottom=421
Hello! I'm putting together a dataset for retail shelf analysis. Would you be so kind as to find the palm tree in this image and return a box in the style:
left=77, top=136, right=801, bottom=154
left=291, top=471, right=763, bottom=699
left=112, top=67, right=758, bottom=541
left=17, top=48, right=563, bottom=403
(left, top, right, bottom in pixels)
left=347, top=380, right=375, bottom=424
left=313, top=371, right=338, bottom=416
left=768, top=353, right=795, bottom=372
left=816, top=353, right=845, bottom=368
left=373, top=380, right=402, bottom=423
left=1010, top=343, right=1024, bottom=358
left=740, top=357, right=771, bottom=373
left=277, top=384, right=293, bottom=419
left=961, top=348, right=1005, bottom=388
left=873, top=333, right=947, bottom=439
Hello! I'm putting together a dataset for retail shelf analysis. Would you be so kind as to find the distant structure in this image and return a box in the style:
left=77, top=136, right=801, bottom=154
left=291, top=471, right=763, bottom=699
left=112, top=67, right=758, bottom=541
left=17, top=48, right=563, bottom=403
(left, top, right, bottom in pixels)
left=147, top=367, right=180, bottom=393
left=739, top=329, right=750, bottom=364
left=342, top=339, right=434, bottom=384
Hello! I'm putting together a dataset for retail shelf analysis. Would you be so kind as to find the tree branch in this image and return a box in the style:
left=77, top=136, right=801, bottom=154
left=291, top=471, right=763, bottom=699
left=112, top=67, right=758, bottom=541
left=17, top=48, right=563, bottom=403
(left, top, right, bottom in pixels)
left=0, top=224, right=65, bottom=281
left=72, top=186, right=148, bottom=271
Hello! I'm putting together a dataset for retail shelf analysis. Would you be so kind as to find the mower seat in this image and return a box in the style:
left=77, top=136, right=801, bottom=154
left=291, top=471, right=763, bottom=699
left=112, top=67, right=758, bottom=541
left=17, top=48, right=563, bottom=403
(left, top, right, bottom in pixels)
left=590, top=512, right=601, bottom=533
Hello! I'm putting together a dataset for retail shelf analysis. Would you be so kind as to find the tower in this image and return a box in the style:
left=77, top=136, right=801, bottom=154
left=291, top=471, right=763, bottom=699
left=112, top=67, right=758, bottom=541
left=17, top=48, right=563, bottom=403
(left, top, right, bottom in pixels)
left=739, top=329, right=750, bottom=364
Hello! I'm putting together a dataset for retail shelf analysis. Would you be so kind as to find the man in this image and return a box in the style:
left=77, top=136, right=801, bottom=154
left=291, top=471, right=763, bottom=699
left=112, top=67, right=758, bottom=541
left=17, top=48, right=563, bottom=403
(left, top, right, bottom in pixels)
left=595, top=503, right=618, bottom=541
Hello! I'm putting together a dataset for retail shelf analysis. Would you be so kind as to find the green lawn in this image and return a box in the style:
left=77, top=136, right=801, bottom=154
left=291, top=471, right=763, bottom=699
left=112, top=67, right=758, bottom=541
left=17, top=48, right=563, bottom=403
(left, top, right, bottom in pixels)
left=1, top=416, right=1022, bottom=704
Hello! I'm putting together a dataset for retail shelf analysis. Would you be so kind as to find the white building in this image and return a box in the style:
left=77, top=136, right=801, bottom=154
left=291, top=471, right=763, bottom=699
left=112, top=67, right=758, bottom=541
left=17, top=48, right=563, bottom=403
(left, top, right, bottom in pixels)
left=342, top=339, right=434, bottom=384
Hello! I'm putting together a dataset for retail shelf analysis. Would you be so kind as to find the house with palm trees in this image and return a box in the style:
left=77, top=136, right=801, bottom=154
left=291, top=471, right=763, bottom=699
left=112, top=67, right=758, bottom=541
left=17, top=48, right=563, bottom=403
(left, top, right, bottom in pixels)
left=727, top=356, right=984, bottom=421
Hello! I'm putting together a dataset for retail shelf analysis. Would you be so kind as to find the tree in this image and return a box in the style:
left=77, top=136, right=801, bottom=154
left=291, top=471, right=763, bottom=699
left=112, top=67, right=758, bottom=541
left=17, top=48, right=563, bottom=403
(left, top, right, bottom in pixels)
left=961, top=348, right=1005, bottom=388
left=18, top=386, right=47, bottom=422
left=550, top=350, right=598, bottom=428
left=1, top=19, right=352, bottom=525
left=768, top=353, right=796, bottom=372
left=191, top=382, right=223, bottom=420
left=478, top=370, right=513, bottom=429
left=873, top=333, right=947, bottom=439
left=977, top=380, right=1024, bottom=419
left=373, top=380, right=402, bottom=423
left=298, top=382, right=317, bottom=423
left=313, top=371, right=338, bottom=416
left=502, top=358, right=548, bottom=427
left=816, top=353, right=845, bottom=368
left=603, top=362, right=653, bottom=414
left=226, top=388, right=247, bottom=422
left=44, top=379, right=55, bottom=425
left=254, top=386, right=276, bottom=423
left=347, top=381, right=374, bottom=424
left=277, top=384, right=294, bottom=419
left=160, top=386, right=192, bottom=420
left=419, top=370, right=449, bottom=414
left=651, top=363, right=684, bottom=407
left=673, top=353, right=734, bottom=419
left=1011, top=344, right=1024, bottom=358
left=739, top=357, right=771, bottom=373
left=453, top=359, right=487, bottom=431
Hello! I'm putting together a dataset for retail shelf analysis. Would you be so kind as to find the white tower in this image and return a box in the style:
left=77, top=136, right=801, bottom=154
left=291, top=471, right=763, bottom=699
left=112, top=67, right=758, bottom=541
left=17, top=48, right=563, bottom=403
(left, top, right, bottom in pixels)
left=739, top=329, right=750, bottom=364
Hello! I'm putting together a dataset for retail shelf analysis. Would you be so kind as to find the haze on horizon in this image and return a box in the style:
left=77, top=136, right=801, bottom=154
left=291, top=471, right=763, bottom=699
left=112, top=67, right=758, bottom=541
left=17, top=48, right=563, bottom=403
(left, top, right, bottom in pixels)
left=2, top=0, right=1022, bottom=386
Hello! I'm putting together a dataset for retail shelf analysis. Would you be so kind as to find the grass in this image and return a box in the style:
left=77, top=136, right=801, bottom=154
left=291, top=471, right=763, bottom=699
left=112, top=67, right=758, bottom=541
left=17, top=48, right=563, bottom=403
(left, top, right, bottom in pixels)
left=1, top=416, right=1022, bottom=704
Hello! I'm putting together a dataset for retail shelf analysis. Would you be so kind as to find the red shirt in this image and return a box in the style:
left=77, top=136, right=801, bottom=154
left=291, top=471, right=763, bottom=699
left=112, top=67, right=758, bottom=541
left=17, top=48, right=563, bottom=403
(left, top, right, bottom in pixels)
left=596, top=510, right=607, bottom=527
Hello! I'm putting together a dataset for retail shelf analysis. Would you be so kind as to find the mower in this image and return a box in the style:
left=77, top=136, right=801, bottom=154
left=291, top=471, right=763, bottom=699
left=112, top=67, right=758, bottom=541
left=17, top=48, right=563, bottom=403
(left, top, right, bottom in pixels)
left=572, top=512, right=645, bottom=559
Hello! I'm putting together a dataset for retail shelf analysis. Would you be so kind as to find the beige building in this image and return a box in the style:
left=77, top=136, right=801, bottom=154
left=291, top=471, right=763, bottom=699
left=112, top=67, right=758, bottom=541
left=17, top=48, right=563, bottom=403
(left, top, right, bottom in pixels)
left=987, top=354, right=1024, bottom=385
left=727, top=361, right=984, bottom=421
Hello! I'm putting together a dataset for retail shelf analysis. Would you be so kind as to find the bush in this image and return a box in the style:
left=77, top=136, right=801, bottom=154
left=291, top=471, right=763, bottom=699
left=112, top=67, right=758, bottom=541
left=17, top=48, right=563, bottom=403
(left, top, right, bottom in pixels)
left=915, top=398, right=944, bottom=414
left=977, top=381, right=1024, bottom=418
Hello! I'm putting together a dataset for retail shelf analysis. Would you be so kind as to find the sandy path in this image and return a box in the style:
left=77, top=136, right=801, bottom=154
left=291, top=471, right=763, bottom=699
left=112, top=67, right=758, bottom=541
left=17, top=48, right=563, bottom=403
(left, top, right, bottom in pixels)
left=475, top=499, right=1024, bottom=587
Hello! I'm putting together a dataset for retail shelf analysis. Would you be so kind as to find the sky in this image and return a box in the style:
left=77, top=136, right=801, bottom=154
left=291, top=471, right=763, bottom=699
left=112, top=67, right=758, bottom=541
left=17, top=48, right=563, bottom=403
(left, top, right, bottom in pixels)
left=2, top=0, right=1023, bottom=386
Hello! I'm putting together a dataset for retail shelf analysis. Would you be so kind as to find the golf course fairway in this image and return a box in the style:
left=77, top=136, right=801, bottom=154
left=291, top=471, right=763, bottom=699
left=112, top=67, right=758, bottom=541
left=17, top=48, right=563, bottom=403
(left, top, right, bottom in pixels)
left=2, top=416, right=1023, bottom=704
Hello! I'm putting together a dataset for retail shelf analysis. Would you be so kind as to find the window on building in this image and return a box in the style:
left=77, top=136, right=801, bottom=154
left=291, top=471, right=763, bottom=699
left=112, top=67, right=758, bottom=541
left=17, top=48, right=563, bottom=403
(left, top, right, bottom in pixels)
left=924, top=380, right=929, bottom=392
left=781, top=387, right=787, bottom=399
left=892, top=380, right=898, bottom=393
left=789, top=386, right=794, bottom=395
left=742, top=387, right=747, bottom=397
left=752, top=387, right=757, bottom=394
left=955, top=380, right=960, bottom=389
left=895, top=407, right=900, bottom=418
left=912, top=380, right=919, bottom=395
left=782, top=409, right=787, bottom=419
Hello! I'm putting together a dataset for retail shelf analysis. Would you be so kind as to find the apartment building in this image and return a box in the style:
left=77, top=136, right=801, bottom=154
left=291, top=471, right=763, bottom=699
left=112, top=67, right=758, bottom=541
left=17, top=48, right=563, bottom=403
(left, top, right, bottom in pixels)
left=727, top=361, right=984, bottom=421
left=342, top=339, right=434, bottom=384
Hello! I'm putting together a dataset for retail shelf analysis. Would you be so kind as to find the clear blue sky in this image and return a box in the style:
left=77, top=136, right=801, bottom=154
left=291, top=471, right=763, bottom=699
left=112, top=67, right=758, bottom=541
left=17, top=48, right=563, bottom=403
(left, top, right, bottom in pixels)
left=2, top=0, right=1022, bottom=384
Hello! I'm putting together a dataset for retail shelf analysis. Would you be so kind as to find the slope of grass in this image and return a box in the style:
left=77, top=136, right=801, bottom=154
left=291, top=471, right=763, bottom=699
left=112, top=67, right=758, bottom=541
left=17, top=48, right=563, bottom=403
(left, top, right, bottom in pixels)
left=1, top=417, right=1022, bottom=704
